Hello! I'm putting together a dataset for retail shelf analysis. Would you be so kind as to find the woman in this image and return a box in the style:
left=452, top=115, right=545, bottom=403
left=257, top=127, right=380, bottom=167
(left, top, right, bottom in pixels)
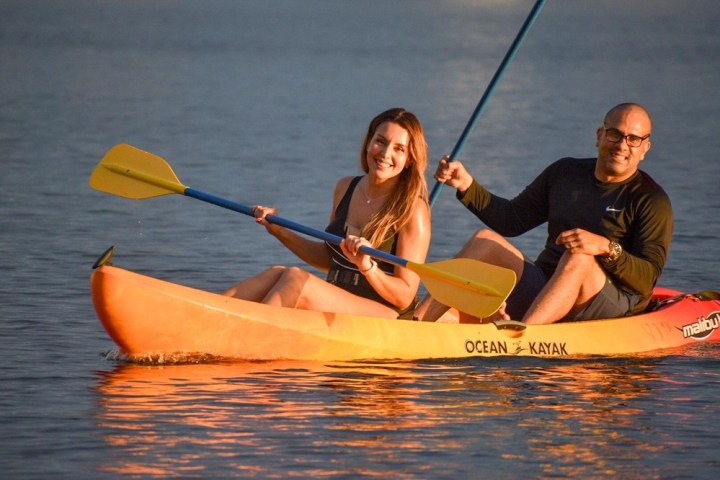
left=224, top=108, right=430, bottom=318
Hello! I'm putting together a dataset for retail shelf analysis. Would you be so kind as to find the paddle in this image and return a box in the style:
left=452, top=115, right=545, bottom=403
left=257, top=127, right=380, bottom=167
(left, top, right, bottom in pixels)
left=429, top=0, right=547, bottom=206
left=90, top=144, right=516, bottom=318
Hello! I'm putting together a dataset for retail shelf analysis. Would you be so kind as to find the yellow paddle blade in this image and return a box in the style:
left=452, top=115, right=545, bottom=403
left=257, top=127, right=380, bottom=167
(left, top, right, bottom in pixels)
left=409, top=258, right=516, bottom=319
left=90, top=144, right=187, bottom=199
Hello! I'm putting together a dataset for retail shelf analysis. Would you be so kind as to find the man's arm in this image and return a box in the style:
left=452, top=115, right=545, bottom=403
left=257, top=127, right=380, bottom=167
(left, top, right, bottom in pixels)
left=602, top=189, right=673, bottom=296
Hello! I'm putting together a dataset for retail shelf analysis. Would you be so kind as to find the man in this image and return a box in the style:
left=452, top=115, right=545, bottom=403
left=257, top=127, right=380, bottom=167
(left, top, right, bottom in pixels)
left=416, top=103, right=673, bottom=324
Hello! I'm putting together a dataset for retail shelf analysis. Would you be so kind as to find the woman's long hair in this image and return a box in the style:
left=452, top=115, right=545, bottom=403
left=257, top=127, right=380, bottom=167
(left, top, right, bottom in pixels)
left=359, top=108, right=429, bottom=247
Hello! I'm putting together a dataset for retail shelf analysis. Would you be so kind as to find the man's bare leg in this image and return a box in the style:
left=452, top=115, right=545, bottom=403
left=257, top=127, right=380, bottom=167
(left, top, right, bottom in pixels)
left=415, top=229, right=525, bottom=322
left=523, top=252, right=607, bottom=325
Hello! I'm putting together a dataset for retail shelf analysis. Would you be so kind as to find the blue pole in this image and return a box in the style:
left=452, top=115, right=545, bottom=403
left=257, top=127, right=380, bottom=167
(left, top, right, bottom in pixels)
left=184, top=188, right=407, bottom=267
left=429, top=0, right=547, bottom=206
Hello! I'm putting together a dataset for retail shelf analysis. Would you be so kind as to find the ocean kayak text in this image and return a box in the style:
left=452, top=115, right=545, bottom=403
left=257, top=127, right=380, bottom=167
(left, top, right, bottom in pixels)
left=465, top=339, right=568, bottom=356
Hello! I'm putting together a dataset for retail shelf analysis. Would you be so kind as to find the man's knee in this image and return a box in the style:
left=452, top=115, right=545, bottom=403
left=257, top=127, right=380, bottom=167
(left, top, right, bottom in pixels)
left=556, top=252, right=606, bottom=295
left=560, top=251, right=601, bottom=272
left=471, top=229, right=502, bottom=242
left=460, top=229, right=523, bottom=270
left=461, top=229, right=503, bottom=254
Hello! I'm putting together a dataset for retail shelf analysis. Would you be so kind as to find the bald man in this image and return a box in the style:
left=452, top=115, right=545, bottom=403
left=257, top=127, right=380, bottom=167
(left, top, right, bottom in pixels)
left=417, top=103, right=673, bottom=325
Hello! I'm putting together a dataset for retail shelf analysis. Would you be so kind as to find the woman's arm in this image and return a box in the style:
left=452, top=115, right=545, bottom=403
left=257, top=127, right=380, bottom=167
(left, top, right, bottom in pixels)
left=255, top=177, right=353, bottom=272
left=347, top=196, right=431, bottom=309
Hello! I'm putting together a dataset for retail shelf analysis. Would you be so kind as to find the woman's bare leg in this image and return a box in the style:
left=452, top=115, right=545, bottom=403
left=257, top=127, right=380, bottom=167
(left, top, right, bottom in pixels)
left=264, top=267, right=399, bottom=317
left=223, top=266, right=287, bottom=301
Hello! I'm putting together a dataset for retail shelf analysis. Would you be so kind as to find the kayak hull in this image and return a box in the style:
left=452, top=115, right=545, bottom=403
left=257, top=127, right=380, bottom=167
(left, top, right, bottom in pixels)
left=91, top=265, right=720, bottom=361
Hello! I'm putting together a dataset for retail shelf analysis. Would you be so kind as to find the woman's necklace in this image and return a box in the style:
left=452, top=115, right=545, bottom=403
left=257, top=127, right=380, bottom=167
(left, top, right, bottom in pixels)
left=361, top=182, right=390, bottom=204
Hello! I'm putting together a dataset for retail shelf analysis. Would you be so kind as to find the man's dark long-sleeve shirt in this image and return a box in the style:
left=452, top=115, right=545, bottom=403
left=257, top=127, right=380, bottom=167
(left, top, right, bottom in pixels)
left=457, top=157, right=673, bottom=305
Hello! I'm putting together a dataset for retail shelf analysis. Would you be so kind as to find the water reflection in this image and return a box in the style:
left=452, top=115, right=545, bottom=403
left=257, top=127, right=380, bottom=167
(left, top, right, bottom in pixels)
left=93, top=352, right=717, bottom=477
left=94, top=361, right=439, bottom=477
left=489, top=361, right=664, bottom=477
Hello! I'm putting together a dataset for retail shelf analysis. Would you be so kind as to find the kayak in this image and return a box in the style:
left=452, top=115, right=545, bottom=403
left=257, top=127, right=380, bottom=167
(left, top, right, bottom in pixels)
left=91, top=264, right=720, bottom=361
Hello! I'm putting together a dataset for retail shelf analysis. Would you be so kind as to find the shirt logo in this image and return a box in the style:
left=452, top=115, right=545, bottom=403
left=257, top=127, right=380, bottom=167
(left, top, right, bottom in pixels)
left=605, top=206, right=623, bottom=213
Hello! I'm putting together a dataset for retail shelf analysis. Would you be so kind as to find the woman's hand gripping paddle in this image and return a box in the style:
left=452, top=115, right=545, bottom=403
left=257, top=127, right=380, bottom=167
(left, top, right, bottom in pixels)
left=90, top=144, right=516, bottom=318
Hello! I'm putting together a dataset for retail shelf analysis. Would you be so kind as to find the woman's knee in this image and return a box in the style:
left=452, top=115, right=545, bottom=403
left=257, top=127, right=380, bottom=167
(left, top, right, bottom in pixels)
left=264, top=265, right=287, bottom=275
left=275, top=266, right=313, bottom=295
left=262, top=266, right=314, bottom=308
left=253, top=265, right=289, bottom=285
left=224, top=265, right=288, bottom=298
left=279, top=266, right=309, bottom=281
left=281, top=267, right=319, bottom=308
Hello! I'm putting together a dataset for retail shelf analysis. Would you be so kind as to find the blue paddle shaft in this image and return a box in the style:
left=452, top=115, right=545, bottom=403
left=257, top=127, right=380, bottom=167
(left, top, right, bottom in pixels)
left=184, top=188, right=406, bottom=267
left=429, top=0, right=547, bottom=206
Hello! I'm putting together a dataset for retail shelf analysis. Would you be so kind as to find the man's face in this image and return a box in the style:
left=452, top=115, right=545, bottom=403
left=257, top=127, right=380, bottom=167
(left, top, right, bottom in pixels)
left=595, top=107, right=652, bottom=182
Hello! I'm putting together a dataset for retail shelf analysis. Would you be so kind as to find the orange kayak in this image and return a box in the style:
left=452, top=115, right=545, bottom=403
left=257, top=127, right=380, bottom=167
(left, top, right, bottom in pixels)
left=91, top=265, right=720, bottom=361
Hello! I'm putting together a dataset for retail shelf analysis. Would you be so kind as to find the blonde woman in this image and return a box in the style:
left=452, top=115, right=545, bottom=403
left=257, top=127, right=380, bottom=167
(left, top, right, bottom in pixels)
left=225, top=108, right=430, bottom=318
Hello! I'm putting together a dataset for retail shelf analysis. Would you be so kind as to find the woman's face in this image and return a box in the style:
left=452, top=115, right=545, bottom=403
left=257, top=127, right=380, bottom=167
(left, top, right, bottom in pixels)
left=365, top=121, right=410, bottom=181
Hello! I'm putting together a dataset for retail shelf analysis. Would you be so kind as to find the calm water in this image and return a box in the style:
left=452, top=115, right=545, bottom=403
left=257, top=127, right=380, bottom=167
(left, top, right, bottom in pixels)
left=2, top=0, right=719, bottom=478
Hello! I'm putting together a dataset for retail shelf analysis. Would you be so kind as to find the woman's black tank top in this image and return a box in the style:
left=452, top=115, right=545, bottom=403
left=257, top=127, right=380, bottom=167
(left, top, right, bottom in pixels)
left=324, top=176, right=399, bottom=310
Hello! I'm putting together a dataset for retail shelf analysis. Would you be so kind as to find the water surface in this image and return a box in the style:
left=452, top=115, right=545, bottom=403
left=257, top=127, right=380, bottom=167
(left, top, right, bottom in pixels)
left=1, top=0, right=718, bottom=477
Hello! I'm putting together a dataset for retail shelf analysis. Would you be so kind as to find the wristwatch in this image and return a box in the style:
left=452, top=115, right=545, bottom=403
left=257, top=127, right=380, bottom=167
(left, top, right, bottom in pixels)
left=601, top=241, right=623, bottom=265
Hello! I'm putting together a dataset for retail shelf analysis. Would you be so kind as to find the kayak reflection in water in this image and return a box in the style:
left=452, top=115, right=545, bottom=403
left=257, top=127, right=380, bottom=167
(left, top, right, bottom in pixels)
left=224, top=108, right=430, bottom=319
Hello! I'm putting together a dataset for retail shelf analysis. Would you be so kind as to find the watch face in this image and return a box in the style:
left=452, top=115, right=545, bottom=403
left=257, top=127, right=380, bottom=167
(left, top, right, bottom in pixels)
left=602, top=242, right=621, bottom=265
